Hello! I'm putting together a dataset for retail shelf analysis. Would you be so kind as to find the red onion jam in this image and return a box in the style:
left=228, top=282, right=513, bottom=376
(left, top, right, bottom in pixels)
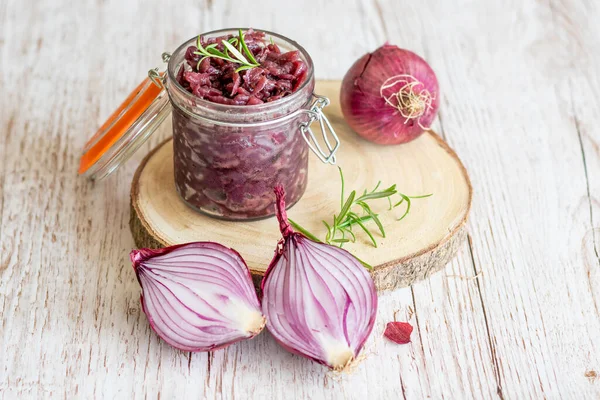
left=172, top=108, right=309, bottom=219
left=176, top=30, right=308, bottom=105
left=170, top=29, right=313, bottom=220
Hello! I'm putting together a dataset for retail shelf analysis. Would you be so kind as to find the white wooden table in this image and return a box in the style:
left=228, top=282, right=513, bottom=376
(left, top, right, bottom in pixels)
left=1, top=0, right=599, bottom=398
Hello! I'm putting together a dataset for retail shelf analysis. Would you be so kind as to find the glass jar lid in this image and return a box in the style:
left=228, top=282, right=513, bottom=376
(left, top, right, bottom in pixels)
left=78, top=63, right=171, bottom=181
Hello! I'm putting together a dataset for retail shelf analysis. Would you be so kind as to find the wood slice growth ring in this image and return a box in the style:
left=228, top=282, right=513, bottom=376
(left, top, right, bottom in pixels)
left=130, top=81, right=472, bottom=291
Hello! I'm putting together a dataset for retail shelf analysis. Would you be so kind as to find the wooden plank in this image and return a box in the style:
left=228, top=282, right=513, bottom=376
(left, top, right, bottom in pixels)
left=559, top=0, right=600, bottom=389
left=388, top=0, right=600, bottom=398
left=2, top=0, right=599, bottom=398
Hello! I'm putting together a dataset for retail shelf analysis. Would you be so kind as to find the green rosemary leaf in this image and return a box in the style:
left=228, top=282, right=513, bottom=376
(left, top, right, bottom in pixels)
left=394, top=193, right=432, bottom=209
left=342, top=227, right=356, bottom=242
left=349, top=214, right=377, bottom=247
left=336, top=190, right=356, bottom=226
left=346, top=211, right=362, bottom=224
left=397, top=194, right=412, bottom=221
left=388, top=196, right=393, bottom=211
left=205, top=53, right=235, bottom=62
left=288, top=219, right=321, bottom=242
left=345, top=211, right=358, bottom=220
left=371, top=181, right=382, bottom=193
left=371, top=214, right=385, bottom=238
left=222, top=40, right=250, bottom=64
left=355, top=200, right=370, bottom=213
left=270, top=36, right=275, bottom=45
left=356, top=184, right=396, bottom=202
left=197, top=56, right=209, bottom=70
left=338, top=214, right=373, bottom=229
left=218, top=41, right=237, bottom=58
left=357, top=201, right=385, bottom=238
left=356, top=190, right=395, bottom=202
left=346, top=211, right=371, bottom=231
left=196, top=45, right=231, bottom=62
left=323, top=220, right=333, bottom=243
left=393, top=198, right=405, bottom=208
left=332, top=238, right=350, bottom=243
left=355, top=255, right=373, bottom=270
left=239, top=28, right=259, bottom=65
left=205, top=43, right=218, bottom=50
left=196, top=35, right=204, bottom=52
left=234, top=65, right=256, bottom=73
left=217, top=47, right=230, bottom=58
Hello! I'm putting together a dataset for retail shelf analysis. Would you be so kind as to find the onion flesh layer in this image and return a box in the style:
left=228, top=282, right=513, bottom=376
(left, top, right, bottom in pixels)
left=261, top=187, right=378, bottom=370
left=132, top=242, right=265, bottom=352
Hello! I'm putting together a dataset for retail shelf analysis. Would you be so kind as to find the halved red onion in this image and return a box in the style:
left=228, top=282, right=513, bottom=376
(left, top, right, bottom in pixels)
left=131, top=242, right=265, bottom=352
left=261, top=187, right=378, bottom=371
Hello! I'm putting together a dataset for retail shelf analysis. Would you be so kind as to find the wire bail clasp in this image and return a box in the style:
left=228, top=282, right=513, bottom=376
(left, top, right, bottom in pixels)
left=148, top=52, right=172, bottom=88
left=299, top=94, right=340, bottom=164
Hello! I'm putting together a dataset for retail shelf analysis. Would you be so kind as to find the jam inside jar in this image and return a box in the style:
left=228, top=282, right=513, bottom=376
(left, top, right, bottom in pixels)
left=166, top=29, right=318, bottom=220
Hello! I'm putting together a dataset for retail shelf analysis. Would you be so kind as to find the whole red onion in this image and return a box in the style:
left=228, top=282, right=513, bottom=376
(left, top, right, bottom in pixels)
left=340, top=44, right=440, bottom=145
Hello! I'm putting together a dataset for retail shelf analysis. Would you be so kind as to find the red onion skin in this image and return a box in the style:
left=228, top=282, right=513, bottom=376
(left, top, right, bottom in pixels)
left=383, top=321, right=413, bottom=344
left=340, top=44, right=440, bottom=145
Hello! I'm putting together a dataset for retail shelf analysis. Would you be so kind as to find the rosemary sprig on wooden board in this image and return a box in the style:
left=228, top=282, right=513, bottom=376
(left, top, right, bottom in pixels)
left=289, top=168, right=432, bottom=269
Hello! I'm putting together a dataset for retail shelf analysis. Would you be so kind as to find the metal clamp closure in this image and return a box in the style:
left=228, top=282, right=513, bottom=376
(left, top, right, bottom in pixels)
left=299, top=94, right=340, bottom=164
left=148, top=52, right=172, bottom=88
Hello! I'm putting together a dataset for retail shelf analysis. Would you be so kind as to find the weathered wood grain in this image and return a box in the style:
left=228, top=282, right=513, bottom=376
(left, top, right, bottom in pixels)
left=1, top=0, right=598, bottom=399
left=403, top=0, right=600, bottom=398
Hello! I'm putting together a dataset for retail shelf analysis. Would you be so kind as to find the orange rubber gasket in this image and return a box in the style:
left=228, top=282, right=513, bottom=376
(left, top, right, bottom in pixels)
left=79, top=77, right=163, bottom=174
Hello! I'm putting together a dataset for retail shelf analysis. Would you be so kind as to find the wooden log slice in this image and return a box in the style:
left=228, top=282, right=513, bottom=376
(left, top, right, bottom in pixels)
left=130, top=81, right=472, bottom=291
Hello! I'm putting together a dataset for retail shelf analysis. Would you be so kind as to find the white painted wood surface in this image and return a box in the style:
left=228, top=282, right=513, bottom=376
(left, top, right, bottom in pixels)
left=0, top=0, right=598, bottom=398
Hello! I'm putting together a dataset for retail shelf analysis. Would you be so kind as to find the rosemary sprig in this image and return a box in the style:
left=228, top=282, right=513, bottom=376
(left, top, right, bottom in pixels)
left=289, top=167, right=432, bottom=269
left=194, top=29, right=260, bottom=73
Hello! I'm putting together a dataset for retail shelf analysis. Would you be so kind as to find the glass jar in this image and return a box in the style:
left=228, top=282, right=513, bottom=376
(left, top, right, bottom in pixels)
left=168, top=30, right=316, bottom=220
left=79, top=28, right=339, bottom=221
